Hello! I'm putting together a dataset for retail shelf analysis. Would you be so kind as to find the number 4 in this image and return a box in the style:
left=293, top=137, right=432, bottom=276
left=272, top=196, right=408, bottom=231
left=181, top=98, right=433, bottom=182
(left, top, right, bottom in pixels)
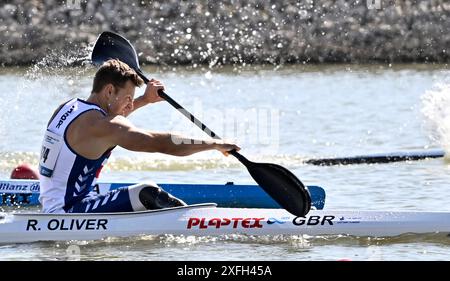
left=41, top=147, right=50, bottom=163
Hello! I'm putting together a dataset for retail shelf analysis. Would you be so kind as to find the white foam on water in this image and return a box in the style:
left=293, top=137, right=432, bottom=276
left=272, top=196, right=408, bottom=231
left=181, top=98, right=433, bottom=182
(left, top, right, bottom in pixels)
left=422, top=82, right=450, bottom=155
left=0, top=151, right=312, bottom=176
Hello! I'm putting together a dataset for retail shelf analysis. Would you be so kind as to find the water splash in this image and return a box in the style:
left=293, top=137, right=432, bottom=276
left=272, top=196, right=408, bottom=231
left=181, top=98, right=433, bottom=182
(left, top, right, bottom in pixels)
left=422, top=82, right=450, bottom=156
left=0, top=46, right=94, bottom=152
left=25, top=46, right=92, bottom=81
left=21, top=44, right=93, bottom=106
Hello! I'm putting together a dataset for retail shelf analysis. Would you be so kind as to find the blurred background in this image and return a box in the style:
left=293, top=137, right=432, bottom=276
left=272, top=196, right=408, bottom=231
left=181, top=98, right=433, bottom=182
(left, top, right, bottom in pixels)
left=1, top=0, right=449, bottom=66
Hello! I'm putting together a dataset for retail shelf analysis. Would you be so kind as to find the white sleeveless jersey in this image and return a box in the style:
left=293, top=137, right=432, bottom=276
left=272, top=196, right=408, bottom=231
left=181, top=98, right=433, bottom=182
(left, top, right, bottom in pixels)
left=39, top=98, right=113, bottom=213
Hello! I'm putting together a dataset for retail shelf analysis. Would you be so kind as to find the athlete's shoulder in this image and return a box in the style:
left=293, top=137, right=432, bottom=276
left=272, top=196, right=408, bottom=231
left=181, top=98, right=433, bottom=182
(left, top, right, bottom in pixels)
left=47, top=99, right=73, bottom=126
left=77, top=109, right=107, bottom=126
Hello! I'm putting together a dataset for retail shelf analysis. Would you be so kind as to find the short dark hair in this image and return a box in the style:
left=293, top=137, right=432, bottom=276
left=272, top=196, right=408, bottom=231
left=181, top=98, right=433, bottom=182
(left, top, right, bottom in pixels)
left=92, top=59, right=144, bottom=93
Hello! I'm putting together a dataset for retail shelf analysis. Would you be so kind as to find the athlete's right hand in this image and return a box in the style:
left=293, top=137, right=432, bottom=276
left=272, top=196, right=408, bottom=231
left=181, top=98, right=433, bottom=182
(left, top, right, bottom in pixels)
left=214, top=141, right=241, bottom=156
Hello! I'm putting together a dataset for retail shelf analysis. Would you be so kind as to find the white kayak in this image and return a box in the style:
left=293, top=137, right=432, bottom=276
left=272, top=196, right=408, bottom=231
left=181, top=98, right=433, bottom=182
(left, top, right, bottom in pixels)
left=1, top=204, right=450, bottom=243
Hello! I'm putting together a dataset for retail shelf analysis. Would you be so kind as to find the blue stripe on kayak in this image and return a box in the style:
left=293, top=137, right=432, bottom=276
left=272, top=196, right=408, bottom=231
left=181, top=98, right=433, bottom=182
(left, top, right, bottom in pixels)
left=0, top=182, right=325, bottom=210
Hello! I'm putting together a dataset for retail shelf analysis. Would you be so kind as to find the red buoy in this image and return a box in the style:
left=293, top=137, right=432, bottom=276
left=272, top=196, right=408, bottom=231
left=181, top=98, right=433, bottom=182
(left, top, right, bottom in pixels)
left=10, top=163, right=39, bottom=179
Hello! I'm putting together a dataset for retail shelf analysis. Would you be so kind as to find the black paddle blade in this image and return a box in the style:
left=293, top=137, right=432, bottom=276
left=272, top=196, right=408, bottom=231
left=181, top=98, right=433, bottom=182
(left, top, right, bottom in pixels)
left=91, top=31, right=149, bottom=82
left=231, top=151, right=311, bottom=216
left=247, top=163, right=311, bottom=217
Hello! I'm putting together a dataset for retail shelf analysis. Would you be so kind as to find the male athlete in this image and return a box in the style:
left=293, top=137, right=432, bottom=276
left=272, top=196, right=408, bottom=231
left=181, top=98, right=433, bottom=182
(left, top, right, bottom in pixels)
left=39, top=59, right=240, bottom=213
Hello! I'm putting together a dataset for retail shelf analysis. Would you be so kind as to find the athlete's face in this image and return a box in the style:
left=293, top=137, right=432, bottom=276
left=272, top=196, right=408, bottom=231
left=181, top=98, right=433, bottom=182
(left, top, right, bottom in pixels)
left=106, top=80, right=136, bottom=116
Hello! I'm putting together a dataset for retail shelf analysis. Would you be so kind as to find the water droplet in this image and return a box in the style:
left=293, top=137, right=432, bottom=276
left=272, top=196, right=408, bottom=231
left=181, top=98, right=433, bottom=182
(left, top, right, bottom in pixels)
left=204, top=71, right=213, bottom=80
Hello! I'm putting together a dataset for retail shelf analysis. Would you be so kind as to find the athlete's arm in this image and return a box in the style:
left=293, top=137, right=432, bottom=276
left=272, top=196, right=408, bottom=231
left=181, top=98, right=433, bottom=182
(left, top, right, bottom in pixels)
left=91, top=115, right=240, bottom=156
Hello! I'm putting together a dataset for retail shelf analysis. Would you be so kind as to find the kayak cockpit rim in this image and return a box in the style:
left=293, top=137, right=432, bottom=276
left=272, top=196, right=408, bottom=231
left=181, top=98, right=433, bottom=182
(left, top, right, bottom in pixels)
left=6, top=203, right=218, bottom=217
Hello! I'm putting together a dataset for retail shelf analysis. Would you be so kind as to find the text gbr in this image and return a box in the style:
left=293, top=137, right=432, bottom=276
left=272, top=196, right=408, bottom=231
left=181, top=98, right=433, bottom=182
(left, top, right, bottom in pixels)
left=293, top=215, right=335, bottom=225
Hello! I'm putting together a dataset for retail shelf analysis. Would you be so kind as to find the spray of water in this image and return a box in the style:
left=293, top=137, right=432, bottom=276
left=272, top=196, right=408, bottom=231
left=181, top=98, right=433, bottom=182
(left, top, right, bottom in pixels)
left=421, top=82, right=450, bottom=156
left=25, top=45, right=93, bottom=81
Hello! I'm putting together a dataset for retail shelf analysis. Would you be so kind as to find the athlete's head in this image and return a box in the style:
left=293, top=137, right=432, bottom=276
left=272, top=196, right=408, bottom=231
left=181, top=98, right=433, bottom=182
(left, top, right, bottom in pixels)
left=92, top=59, right=144, bottom=116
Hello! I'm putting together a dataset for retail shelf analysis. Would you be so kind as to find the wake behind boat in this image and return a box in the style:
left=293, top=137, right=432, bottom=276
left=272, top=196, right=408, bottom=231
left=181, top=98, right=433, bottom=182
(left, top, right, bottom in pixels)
left=0, top=179, right=326, bottom=210
left=1, top=204, right=450, bottom=243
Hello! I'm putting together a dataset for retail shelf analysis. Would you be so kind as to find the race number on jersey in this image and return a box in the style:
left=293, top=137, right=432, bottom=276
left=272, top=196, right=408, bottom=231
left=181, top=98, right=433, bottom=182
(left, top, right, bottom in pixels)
left=39, top=130, right=63, bottom=177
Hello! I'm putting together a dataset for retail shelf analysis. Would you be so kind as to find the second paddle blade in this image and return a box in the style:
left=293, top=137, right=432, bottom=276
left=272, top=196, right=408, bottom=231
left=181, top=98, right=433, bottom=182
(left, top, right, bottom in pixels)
left=246, top=162, right=311, bottom=217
